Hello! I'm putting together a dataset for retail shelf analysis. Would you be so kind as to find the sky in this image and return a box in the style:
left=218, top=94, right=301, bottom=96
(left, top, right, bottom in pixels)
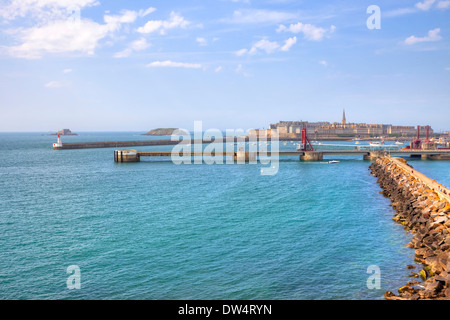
left=0, top=0, right=449, bottom=132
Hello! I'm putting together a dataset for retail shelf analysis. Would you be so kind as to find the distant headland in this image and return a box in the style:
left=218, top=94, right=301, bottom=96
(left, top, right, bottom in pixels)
left=51, top=129, right=77, bottom=136
left=143, top=128, right=178, bottom=136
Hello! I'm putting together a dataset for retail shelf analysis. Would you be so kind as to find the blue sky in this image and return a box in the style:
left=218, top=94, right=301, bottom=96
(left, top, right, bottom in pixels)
left=0, top=0, right=449, bottom=132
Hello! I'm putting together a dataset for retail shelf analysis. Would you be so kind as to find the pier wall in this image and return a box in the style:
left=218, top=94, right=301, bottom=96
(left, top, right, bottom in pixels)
left=114, top=150, right=140, bottom=162
left=54, top=139, right=216, bottom=150
left=370, top=157, right=450, bottom=300
left=300, top=151, right=323, bottom=161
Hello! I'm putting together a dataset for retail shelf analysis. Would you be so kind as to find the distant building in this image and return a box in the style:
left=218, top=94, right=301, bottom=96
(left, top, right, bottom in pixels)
left=263, top=109, right=434, bottom=139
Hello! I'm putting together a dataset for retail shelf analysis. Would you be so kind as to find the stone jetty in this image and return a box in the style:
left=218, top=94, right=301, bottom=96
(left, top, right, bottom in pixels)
left=370, top=157, right=450, bottom=300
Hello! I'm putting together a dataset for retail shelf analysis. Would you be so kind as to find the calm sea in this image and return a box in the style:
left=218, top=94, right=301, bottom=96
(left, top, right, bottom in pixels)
left=1, top=132, right=449, bottom=300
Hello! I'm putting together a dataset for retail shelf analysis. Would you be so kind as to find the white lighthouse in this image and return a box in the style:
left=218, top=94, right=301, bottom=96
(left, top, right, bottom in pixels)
left=53, top=134, right=63, bottom=149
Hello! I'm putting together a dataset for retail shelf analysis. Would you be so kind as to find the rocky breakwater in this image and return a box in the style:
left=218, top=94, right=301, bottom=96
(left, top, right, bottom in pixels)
left=370, top=157, right=450, bottom=300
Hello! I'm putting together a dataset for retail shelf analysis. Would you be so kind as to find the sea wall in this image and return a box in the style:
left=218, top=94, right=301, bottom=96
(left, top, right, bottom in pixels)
left=369, top=157, right=450, bottom=300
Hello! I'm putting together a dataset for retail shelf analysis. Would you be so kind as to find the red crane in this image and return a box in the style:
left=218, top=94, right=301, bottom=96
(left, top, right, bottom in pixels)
left=410, top=125, right=422, bottom=149
left=299, top=124, right=314, bottom=151
left=410, top=125, right=430, bottom=149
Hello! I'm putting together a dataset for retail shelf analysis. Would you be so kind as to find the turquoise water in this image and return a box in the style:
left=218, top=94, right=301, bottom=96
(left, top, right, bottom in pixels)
left=1, top=133, right=449, bottom=300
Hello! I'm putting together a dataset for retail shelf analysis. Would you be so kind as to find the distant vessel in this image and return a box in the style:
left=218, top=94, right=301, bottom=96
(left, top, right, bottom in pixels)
left=369, top=141, right=384, bottom=147
left=328, top=160, right=340, bottom=164
left=395, top=141, right=403, bottom=145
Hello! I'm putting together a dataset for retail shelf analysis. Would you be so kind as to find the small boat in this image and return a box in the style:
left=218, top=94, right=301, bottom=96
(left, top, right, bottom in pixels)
left=369, top=141, right=384, bottom=147
left=328, top=160, right=340, bottom=164
left=395, top=141, right=403, bottom=145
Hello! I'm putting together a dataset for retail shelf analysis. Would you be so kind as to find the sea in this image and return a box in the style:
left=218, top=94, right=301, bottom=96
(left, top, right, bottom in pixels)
left=1, top=132, right=449, bottom=300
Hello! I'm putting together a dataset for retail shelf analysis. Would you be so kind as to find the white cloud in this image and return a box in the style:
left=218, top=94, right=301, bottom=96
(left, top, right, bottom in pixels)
left=137, top=11, right=190, bottom=35
left=235, top=48, right=249, bottom=56
left=404, top=28, right=442, bottom=45
left=224, top=9, right=297, bottom=24
left=6, top=20, right=109, bottom=59
left=104, top=10, right=139, bottom=28
left=235, top=64, right=251, bottom=77
left=4, top=9, right=141, bottom=59
left=0, top=0, right=100, bottom=21
left=277, top=22, right=335, bottom=41
left=63, top=68, right=72, bottom=73
left=114, top=37, right=150, bottom=58
left=196, top=37, right=207, bottom=46
left=130, top=37, right=150, bottom=51
left=415, top=0, right=436, bottom=10
left=114, top=49, right=133, bottom=58
left=437, top=0, right=450, bottom=8
left=236, top=37, right=297, bottom=56
left=319, top=60, right=328, bottom=67
left=280, top=36, right=297, bottom=51
left=146, top=60, right=202, bottom=69
left=45, top=80, right=70, bottom=88
left=249, top=39, right=280, bottom=54
left=138, top=7, right=156, bottom=17
left=215, top=66, right=223, bottom=72
left=445, top=67, right=450, bottom=71
left=384, top=7, right=418, bottom=17
left=386, top=0, right=449, bottom=16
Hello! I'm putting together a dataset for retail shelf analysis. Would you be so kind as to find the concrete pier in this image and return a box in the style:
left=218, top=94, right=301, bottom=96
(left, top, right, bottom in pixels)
left=113, top=148, right=450, bottom=163
left=234, top=150, right=257, bottom=163
left=300, top=151, right=323, bottom=161
left=114, top=150, right=140, bottom=162
left=363, top=150, right=386, bottom=161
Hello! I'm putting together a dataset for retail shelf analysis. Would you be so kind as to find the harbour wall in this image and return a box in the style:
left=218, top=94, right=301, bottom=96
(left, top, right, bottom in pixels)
left=370, top=157, right=450, bottom=300
left=55, top=139, right=213, bottom=150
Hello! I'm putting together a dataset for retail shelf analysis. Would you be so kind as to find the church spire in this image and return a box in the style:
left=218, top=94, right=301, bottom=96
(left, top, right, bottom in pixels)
left=342, top=109, right=347, bottom=125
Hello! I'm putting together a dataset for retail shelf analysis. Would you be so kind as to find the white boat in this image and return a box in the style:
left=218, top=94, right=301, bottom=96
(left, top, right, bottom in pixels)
left=395, top=141, right=403, bottom=145
left=369, top=141, right=384, bottom=147
left=328, top=160, right=340, bottom=164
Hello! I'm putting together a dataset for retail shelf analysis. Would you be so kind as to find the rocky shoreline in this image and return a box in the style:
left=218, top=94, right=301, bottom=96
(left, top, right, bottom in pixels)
left=370, top=157, right=450, bottom=300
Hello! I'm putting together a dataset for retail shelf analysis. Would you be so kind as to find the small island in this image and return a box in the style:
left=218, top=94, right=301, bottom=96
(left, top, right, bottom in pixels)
left=143, top=128, right=179, bottom=136
left=51, top=129, right=77, bottom=136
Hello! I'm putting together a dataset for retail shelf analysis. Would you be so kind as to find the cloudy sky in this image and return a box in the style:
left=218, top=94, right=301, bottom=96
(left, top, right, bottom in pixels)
left=0, top=0, right=449, bottom=132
